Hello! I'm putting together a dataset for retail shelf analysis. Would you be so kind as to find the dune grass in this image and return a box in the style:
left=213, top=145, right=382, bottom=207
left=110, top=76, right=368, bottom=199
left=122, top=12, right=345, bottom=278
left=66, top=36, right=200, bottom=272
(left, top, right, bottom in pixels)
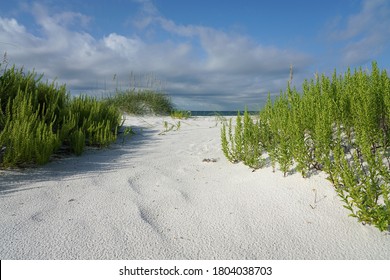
left=103, top=89, right=174, bottom=115
left=221, top=61, right=390, bottom=231
left=0, top=65, right=121, bottom=167
left=170, top=110, right=191, bottom=119
left=0, top=63, right=182, bottom=168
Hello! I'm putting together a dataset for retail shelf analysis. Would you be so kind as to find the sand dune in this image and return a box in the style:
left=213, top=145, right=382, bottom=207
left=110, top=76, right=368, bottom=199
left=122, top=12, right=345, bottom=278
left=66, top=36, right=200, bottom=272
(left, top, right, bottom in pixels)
left=0, top=116, right=389, bottom=259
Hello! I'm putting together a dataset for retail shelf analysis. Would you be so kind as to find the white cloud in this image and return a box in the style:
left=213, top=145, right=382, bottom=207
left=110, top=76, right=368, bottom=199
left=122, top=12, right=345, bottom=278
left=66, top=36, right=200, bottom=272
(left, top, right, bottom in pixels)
left=0, top=17, right=26, bottom=34
left=327, top=0, right=390, bottom=65
left=103, top=33, right=142, bottom=55
left=0, top=1, right=312, bottom=110
left=0, top=17, right=40, bottom=49
left=148, top=15, right=310, bottom=75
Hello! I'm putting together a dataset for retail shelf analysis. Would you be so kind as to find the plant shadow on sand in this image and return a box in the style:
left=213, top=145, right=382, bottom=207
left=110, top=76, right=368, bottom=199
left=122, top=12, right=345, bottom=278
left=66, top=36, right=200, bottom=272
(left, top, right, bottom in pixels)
left=0, top=124, right=160, bottom=195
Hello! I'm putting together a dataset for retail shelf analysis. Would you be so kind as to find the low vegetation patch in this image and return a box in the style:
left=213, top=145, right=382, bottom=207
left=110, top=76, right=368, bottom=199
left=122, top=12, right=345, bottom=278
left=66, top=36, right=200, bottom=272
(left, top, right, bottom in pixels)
left=0, top=65, right=121, bottom=167
left=103, top=89, right=174, bottom=115
left=159, top=120, right=181, bottom=135
left=0, top=63, right=185, bottom=168
left=221, top=62, right=390, bottom=231
left=171, top=110, right=191, bottom=119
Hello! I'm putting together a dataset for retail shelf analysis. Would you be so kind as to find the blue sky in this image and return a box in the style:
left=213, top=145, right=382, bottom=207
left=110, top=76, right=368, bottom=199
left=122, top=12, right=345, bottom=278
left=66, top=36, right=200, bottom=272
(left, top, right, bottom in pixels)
left=1, top=0, right=389, bottom=110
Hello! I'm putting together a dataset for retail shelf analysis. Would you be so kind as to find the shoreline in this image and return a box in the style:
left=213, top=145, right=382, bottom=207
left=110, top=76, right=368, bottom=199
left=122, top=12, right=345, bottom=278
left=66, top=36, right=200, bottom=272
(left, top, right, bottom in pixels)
left=0, top=116, right=389, bottom=259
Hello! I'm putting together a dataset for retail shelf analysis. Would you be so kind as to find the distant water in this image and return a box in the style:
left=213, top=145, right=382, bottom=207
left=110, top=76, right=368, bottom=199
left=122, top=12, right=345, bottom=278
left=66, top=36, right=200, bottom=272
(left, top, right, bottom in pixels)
left=190, top=111, right=259, bottom=116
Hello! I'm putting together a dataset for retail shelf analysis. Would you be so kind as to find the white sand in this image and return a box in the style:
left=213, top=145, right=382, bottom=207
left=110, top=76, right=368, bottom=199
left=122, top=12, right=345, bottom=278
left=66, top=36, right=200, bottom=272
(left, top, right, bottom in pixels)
left=0, top=116, right=389, bottom=259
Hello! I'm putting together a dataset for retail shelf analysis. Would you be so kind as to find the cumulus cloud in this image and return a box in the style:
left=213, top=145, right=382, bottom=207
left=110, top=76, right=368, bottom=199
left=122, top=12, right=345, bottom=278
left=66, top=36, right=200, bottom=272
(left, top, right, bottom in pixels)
left=130, top=2, right=312, bottom=108
left=141, top=13, right=310, bottom=75
left=0, top=1, right=312, bottom=110
left=326, top=0, right=390, bottom=65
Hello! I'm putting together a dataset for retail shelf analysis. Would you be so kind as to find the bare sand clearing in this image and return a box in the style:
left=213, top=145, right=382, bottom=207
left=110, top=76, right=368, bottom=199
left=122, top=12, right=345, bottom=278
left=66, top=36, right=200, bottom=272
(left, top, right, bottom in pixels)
left=0, top=116, right=389, bottom=259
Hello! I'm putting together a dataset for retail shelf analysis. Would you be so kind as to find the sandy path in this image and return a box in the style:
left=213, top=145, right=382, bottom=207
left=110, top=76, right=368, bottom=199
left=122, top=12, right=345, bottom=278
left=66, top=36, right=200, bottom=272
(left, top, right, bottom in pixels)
left=0, top=116, right=389, bottom=259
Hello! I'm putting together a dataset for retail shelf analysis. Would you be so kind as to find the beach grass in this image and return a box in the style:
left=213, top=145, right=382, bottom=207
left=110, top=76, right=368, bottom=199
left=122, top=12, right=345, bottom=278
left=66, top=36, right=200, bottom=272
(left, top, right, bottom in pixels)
left=0, top=63, right=182, bottom=168
left=221, top=61, right=390, bottom=231
left=170, top=110, right=191, bottom=119
left=0, top=65, right=123, bottom=167
left=2, top=58, right=389, bottom=233
left=103, top=89, right=174, bottom=115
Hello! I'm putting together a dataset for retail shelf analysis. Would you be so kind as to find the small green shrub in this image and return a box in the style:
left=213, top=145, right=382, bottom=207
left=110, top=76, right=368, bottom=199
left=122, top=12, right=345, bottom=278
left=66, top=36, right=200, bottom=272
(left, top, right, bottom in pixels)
left=121, top=127, right=136, bottom=145
left=159, top=120, right=181, bottom=135
left=67, top=95, right=120, bottom=147
left=34, top=121, right=61, bottom=164
left=221, top=118, right=235, bottom=162
left=0, top=83, right=61, bottom=167
left=221, top=110, right=264, bottom=168
left=0, top=65, right=122, bottom=168
left=171, top=110, right=191, bottom=119
left=70, top=129, right=85, bottom=156
left=221, top=61, right=390, bottom=231
left=103, top=89, right=174, bottom=115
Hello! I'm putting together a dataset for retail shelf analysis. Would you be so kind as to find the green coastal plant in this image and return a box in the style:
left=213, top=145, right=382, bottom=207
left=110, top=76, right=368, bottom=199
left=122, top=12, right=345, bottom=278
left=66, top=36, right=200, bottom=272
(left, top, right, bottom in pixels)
left=122, top=127, right=136, bottom=145
left=68, top=95, right=120, bottom=148
left=221, top=61, right=390, bottom=231
left=103, top=89, right=174, bottom=115
left=0, top=69, right=63, bottom=166
left=171, top=110, right=191, bottom=119
left=159, top=120, right=181, bottom=135
left=0, top=65, right=122, bottom=168
left=70, top=129, right=86, bottom=156
left=221, top=110, right=264, bottom=168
